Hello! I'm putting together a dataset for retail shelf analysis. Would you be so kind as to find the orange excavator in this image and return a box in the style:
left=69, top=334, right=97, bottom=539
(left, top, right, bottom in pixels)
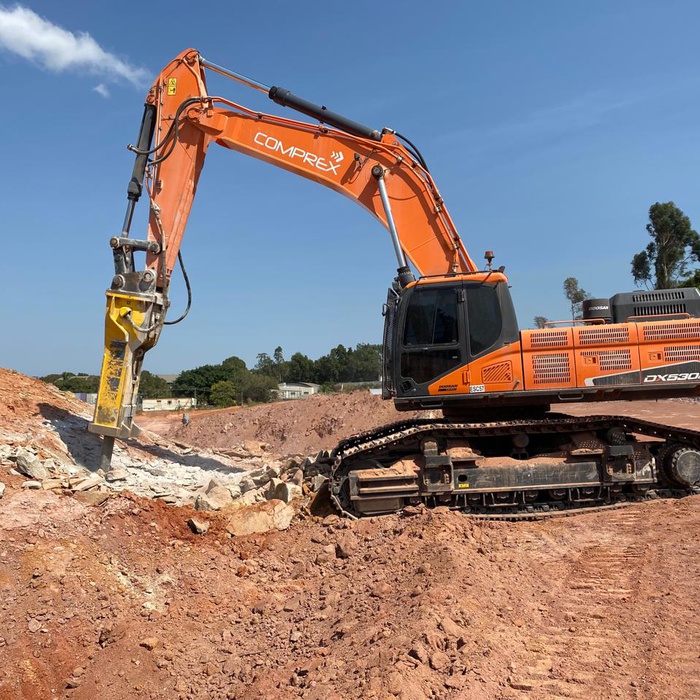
left=90, top=49, right=700, bottom=518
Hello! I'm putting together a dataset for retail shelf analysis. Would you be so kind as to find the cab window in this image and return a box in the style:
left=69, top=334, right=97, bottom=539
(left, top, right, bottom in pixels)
left=466, top=285, right=502, bottom=356
left=403, top=288, right=459, bottom=346
left=401, top=287, right=461, bottom=385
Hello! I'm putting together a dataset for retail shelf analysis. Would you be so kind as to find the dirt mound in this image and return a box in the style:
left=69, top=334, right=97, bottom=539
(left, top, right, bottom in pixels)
left=1, top=487, right=699, bottom=699
left=139, top=391, right=426, bottom=457
left=3, top=369, right=700, bottom=699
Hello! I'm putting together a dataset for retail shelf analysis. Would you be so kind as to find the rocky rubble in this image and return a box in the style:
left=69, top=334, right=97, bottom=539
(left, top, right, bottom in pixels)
left=0, top=369, right=326, bottom=534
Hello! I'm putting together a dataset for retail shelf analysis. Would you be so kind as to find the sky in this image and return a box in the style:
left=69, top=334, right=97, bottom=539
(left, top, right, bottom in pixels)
left=1, top=0, right=700, bottom=377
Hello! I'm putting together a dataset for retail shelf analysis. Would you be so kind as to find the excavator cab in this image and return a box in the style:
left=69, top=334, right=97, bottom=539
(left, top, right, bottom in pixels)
left=382, top=277, right=519, bottom=408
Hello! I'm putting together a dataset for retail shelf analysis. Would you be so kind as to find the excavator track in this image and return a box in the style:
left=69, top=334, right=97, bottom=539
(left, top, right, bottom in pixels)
left=329, top=414, right=700, bottom=519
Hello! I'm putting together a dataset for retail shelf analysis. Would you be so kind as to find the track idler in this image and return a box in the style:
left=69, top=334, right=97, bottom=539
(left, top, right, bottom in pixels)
left=661, top=445, right=700, bottom=488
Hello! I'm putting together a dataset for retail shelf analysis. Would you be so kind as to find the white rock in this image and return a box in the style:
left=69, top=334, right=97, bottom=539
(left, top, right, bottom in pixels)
left=225, top=500, right=295, bottom=536
left=105, top=468, right=128, bottom=483
left=266, top=480, right=302, bottom=504
left=239, top=476, right=257, bottom=494
left=195, top=484, right=234, bottom=511
left=15, top=449, right=49, bottom=481
left=72, top=475, right=105, bottom=492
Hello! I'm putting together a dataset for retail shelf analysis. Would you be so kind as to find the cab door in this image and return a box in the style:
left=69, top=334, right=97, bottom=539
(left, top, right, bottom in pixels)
left=396, top=282, right=465, bottom=396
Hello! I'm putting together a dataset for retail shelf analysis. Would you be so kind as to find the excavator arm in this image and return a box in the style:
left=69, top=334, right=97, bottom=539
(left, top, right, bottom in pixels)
left=89, top=49, right=477, bottom=469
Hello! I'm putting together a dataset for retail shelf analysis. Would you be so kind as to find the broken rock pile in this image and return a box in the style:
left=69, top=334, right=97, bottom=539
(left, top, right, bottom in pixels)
left=0, top=369, right=326, bottom=533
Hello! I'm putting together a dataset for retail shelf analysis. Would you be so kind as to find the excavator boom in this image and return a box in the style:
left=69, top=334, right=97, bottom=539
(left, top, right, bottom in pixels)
left=89, top=48, right=480, bottom=466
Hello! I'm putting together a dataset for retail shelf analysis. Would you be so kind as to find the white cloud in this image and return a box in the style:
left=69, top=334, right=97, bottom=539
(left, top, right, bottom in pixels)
left=93, top=83, right=109, bottom=98
left=0, top=5, right=150, bottom=87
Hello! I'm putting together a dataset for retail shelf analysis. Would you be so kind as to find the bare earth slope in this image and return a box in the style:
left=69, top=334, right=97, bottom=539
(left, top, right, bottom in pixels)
left=138, top=392, right=427, bottom=456
left=138, top=392, right=700, bottom=458
left=2, top=371, right=700, bottom=699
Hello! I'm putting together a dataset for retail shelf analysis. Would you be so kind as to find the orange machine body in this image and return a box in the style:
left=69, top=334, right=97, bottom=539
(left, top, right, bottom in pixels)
left=426, top=318, right=700, bottom=401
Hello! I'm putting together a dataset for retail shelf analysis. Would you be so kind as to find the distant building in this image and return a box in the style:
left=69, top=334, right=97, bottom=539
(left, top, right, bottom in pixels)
left=276, top=382, right=320, bottom=400
left=156, top=374, right=180, bottom=385
left=141, top=397, right=197, bottom=412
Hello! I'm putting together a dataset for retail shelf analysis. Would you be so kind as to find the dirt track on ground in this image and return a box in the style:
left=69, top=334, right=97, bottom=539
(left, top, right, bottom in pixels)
left=2, top=369, right=700, bottom=699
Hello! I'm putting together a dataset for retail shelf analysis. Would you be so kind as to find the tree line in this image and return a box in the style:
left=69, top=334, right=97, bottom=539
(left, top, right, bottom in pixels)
left=39, top=343, right=382, bottom=407
left=172, top=343, right=381, bottom=406
left=39, top=370, right=171, bottom=397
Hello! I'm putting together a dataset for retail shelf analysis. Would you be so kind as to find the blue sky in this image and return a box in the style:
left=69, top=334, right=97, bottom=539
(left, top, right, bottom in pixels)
left=1, top=0, right=699, bottom=376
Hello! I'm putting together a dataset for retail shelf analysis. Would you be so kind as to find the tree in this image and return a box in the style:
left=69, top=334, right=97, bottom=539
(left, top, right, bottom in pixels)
left=221, top=356, right=247, bottom=388
left=41, top=372, right=99, bottom=394
left=254, top=352, right=276, bottom=377
left=138, top=370, right=171, bottom=399
left=171, top=364, right=229, bottom=402
left=240, top=373, right=277, bottom=403
left=631, top=202, right=700, bottom=289
left=346, top=343, right=382, bottom=381
left=680, top=270, right=700, bottom=289
left=284, top=352, right=315, bottom=383
left=563, top=277, right=589, bottom=319
left=314, top=348, right=343, bottom=384
left=209, top=380, right=239, bottom=407
left=533, top=316, right=549, bottom=329
left=222, top=355, right=247, bottom=376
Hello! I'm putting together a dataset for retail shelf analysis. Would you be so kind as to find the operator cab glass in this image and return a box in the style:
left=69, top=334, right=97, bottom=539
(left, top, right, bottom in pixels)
left=387, top=280, right=519, bottom=398
left=401, top=287, right=462, bottom=384
left=466, top=284, right=503, bottom=355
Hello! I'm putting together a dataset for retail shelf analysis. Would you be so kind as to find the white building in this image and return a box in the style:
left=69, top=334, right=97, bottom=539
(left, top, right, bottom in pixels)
left=141, top=397, right=197, bottom=412
left=276, top=382, right=320, bottom=400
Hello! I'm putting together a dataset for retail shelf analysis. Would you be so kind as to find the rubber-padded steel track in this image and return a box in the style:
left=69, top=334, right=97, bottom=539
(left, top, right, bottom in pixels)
left=329, top=414, right=700, bottom=518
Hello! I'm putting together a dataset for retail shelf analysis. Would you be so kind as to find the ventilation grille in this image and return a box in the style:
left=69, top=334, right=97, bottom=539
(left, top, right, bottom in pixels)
left=532, top=353, right=571, bottom=384
left=581, top=349, right=632, bottom=372
left=634, top=303, right=687, bottom=317
left=642, top=321, right=700, bottom=342
left=632, top=290, right=685, bottom=302
left=577, top=327, right=630, bottom=345
left=529, top=330, right=569, bottom=348
left=664, top=345, right=700, bottom=363
left=482, top=361, right=513, bottom=384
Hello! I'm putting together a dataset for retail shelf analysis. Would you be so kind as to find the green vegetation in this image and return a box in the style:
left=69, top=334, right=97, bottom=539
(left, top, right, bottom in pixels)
left=41, top=343, right=382, bottom=408
left=631, top=202, right=700, bottom=289
left=172, top=343, right=381, bottom=406
left=39, top=372, right=100, bottom=394
left=39, top=369, right=170, bottom=399
left=563, top=277, right=590, bottom=319
left=138, top=371, right=171, bottom=398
